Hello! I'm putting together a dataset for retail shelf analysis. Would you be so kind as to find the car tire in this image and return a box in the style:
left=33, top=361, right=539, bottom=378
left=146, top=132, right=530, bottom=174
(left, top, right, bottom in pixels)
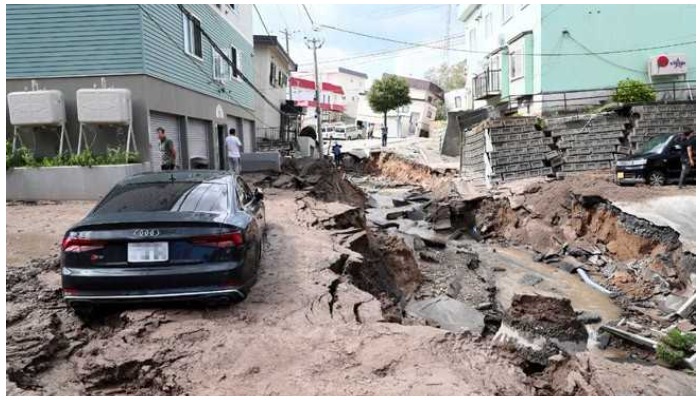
left=648, top=170, right=666, bottom=186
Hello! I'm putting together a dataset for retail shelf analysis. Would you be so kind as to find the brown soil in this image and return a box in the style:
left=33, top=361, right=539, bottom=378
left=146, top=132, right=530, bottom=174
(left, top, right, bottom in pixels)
left=365, top=152, right=452, bottom=191
left=5, top=201, right=94, bottom=266
left=5, top=168, right=696, bottom=395
left=505, top=294, right=588, bottom=343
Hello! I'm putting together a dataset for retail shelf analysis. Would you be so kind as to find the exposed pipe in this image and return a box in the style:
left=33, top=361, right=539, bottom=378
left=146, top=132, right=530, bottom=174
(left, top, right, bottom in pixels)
left=576, top=268, right=613, bottom=296
left=675, top=293, right=696, bottom=319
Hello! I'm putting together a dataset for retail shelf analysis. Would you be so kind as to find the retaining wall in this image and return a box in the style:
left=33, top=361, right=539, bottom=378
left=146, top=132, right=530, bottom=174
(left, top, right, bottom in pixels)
left=460, top=101, right=696, bottom=185
left=6, top=163, right=150, bottom=201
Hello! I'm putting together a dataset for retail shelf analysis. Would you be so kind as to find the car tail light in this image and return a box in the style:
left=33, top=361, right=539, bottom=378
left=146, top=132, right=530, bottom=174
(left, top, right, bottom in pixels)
left=62, top=237, right=106, bottom=253
left=192, top=232, right=244, bottom=248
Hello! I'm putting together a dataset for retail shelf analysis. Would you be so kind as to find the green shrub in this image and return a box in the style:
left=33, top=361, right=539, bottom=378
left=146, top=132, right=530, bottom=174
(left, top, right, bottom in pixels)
left=655, top=328, right=695, bottom=369
left=6, top=142, right=139, bottom=170
left=612, top=79, right=656, bottom=104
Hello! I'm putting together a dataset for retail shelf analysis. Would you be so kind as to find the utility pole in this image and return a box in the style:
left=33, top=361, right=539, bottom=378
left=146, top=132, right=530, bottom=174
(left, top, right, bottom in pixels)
left=305, top=36, right=324, bottom=158
left=280, top=28, right=299, bottom=101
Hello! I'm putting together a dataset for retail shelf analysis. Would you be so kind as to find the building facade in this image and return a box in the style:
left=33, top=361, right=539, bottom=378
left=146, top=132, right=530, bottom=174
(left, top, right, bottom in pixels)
left=320, top=67, right=368, bottom=121
left=445, top=88, right=471, bottom=113
left=357, top=74, right=444, bottom=138
left=459, top=4, right=696, bottom=114
left=252, top=35, right=297, bottom=142
left=7, top=4, right=257, bottom=170
left=289, top=75, right=346, bottom=125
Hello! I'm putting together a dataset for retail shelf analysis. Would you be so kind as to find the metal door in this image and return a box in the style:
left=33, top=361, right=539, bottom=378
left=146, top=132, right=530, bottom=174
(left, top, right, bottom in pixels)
left=186, top=118, right=210, bottom=167
left=149, top=111, right=181, bottom=171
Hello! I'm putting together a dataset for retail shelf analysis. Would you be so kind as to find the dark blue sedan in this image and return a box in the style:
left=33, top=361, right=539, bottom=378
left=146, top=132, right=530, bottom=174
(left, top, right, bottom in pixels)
left=61, top=170, right=265, bottom=313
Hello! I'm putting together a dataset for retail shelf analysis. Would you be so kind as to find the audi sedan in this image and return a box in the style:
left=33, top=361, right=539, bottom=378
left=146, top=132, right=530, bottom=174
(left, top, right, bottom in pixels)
left=61, top=171, right=265, bottom=313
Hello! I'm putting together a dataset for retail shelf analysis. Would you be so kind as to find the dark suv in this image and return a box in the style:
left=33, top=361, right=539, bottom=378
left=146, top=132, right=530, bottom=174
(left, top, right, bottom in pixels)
left=615, top=133, right=695, bottom=186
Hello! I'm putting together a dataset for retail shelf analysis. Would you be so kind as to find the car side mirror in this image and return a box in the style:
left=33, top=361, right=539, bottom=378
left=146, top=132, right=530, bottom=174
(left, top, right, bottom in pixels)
left=254, top=188, right=264, bottom=201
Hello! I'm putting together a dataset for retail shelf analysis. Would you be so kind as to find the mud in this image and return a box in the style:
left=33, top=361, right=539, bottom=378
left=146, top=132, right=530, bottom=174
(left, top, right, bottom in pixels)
left=5, top=158, right=696, bottom=395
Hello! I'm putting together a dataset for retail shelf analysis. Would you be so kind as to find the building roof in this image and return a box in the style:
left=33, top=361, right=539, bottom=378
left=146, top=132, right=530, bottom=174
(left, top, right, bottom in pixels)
left=382, top=73, right=445, bottom=98
left=337, top=67, right=368, bottom=79
left=289, top=77, right=345, bottom=95
left=253, top=35, right=297, bottom=71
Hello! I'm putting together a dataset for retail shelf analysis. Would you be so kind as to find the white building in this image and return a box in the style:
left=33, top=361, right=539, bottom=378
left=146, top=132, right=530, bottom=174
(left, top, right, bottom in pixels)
left=445, top=88, right=471, bottom=112
left=253, top=35, right=297, bottom=141
left=320, top=67, right=368, bottom=121
left=357, top=74, right=444, bottom=138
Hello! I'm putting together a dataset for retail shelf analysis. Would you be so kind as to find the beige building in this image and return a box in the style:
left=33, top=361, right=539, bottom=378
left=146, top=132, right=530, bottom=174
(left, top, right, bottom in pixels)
left=253, top=35, right=297, bottom=140
left=320, top=67, right=368, bottom=121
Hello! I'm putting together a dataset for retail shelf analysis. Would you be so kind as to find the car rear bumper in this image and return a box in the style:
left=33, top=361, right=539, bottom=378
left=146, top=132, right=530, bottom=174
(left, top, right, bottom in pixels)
left=62, top=261, right=250, bottom=304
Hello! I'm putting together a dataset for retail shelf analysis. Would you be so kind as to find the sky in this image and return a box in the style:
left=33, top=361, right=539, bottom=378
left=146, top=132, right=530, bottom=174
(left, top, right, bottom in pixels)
left=252, top=4, right=466, bottom=87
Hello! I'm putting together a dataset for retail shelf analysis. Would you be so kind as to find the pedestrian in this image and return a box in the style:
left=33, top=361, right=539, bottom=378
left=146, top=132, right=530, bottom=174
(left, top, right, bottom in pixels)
left=381, top=125, right=388, bottom=147
left=678, top=126, right=695, bottom=189
left=225, top=128, right=243, bottom=174
left=157, top=127, right=177, bottom=170
left=332, top=141, right=343, bottom=167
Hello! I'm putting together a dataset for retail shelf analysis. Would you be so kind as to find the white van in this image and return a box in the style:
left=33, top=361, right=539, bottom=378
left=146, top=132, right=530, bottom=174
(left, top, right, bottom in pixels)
left=320, top=124, right=334, bottom=139
left=333, top=124, right=360, bottom=140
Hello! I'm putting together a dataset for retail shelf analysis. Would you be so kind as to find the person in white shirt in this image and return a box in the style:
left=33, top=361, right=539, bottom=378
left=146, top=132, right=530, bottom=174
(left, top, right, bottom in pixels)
left=225, top=128, right=243, bottom=173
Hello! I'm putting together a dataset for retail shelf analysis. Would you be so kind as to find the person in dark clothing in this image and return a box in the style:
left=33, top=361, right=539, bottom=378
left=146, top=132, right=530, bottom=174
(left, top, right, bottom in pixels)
left=157, top=127, right=177, bottom=170
left=678, top=127, right=695, bottom=189
left=332, top=141, right=343, bottom=167
left=381, top=125, right=388, bottom=147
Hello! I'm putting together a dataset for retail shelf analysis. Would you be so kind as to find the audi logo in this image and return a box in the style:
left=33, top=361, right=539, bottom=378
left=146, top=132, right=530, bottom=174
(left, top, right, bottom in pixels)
left=132, top=229, right=160, bottom=237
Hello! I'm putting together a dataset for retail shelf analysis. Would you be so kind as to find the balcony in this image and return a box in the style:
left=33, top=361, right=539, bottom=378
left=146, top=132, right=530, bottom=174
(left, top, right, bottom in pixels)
left=473, top=69, right=501, bottom=100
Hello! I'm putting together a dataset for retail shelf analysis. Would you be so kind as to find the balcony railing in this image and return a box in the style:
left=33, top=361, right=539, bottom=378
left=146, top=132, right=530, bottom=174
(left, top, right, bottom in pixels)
left=473, top=69, right=501, bottom=100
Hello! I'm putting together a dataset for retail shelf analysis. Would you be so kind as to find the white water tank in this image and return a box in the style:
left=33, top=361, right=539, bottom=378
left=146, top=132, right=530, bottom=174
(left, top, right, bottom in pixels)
left=77, top=88, right=132, bottom=124
left=7, top=90, right=66, bottom=126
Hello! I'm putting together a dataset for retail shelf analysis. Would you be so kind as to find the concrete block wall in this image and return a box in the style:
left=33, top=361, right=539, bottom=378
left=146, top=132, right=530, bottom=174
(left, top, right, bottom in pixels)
left=546, top=112, right=628, bottom=175
left=460, top=101, right=696, bottom=185
left=629, top=102, right=696, bottom=151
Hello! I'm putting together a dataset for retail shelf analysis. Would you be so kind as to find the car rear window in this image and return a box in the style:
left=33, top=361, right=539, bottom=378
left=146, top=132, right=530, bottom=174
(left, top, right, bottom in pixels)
left=92, top=182, right=229, bottom=214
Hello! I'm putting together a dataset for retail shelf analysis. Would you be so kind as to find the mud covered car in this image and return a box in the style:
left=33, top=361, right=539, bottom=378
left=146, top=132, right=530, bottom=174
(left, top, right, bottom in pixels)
left=615, top=133, right=695, bottom=186
left=61, top=171, right=265, bottom=312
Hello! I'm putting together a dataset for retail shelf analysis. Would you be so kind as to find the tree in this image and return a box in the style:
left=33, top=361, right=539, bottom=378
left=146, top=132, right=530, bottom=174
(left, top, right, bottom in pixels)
left=367, top=75, right=411, bottom=129
left=424, top=60, right=467, bottom=92
left=612, top=78, right=656, bottom=104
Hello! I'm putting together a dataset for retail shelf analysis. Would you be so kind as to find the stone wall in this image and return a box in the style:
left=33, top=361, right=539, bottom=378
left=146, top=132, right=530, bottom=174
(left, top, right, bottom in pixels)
left=460, top=101, right=696, bottom=185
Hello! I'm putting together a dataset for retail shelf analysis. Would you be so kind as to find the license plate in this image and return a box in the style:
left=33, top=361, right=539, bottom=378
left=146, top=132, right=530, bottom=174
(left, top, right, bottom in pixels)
left=617, top=172, right=624, bottom=179
left=128, top=242, right=169, bottom=263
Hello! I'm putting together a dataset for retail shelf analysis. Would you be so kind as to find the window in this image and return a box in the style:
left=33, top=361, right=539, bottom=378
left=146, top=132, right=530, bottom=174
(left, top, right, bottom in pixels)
left=509, top=43, right=523, bottom=80
left=489, top=54, right=500, bottom=72
left=182, top=14, right=202, bottom=58
left=455, top=96, right=462, bottom=109
left=502, top=4, right=515, bottom=23
left=269, top=62, right=277, bottom=87
left=235, top=177, right=253, bottom=207
left=93, top=181, right=229, bottom=214
left=213, top=52, right=228, bottom=81
left=484, top=13, right=492, bottom=37
left=426, top=109, right=433, bottom=119
left=468, top=28, right=476, bottom=50
left=230, top=47, right=239, bottom=78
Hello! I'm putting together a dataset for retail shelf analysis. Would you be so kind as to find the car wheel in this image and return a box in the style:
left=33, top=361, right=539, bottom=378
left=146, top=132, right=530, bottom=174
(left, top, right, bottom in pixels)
left=648, top=170, right=666, bottom=186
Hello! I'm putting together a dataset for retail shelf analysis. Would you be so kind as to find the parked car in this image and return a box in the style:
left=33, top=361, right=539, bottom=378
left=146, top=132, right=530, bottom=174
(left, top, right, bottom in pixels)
left=615, top=132, right=695, bottom=186
left=333, top=124, right=361, bottom=140
left=320, top=124, right=334, bottom=140
left=61, top=171, right=265, bottom=314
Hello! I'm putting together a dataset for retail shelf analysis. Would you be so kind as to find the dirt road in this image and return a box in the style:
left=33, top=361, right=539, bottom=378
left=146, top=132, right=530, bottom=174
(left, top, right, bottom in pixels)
left=6, top=187, right=695, bottom=395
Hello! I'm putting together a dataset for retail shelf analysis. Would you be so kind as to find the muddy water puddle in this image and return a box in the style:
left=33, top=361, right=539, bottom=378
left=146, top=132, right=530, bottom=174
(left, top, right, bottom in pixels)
left=481, top=246, right=622, bottom=329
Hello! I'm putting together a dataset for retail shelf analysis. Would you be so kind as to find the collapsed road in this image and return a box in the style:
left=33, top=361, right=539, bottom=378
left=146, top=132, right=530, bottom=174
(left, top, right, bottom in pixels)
left=5, top=155, right=696, bottom=395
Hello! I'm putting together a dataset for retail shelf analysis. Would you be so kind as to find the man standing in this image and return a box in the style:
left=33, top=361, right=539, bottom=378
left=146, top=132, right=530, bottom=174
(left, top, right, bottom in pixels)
left=381, top=125, right=388, bottom=148
left=157, top=127, right=176, bottom=170
left=679, top=127, right=696, bottom=189
left=332, top=141, right=343, bottom=168
left=226, top=128, right=243, bottom=174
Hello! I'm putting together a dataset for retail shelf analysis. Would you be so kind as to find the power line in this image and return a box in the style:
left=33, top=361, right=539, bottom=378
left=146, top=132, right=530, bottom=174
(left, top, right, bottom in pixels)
left=177, top=5, right=283, bottom=116
left=298, top=33, right=465, bottom=66
left=140, top=5, right=273, bottom=128
left=566, top=34, right=646, bottom=74
left=301, top=4, right=315, bottom=27
left=253, top=5, right=270, bottom=36
left=319, top=23, right=696, bottom=57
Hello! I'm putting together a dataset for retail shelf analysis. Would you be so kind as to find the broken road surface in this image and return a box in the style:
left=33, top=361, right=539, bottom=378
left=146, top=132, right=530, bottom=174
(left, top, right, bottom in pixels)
left=6, top=186, right=695, bottom=396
